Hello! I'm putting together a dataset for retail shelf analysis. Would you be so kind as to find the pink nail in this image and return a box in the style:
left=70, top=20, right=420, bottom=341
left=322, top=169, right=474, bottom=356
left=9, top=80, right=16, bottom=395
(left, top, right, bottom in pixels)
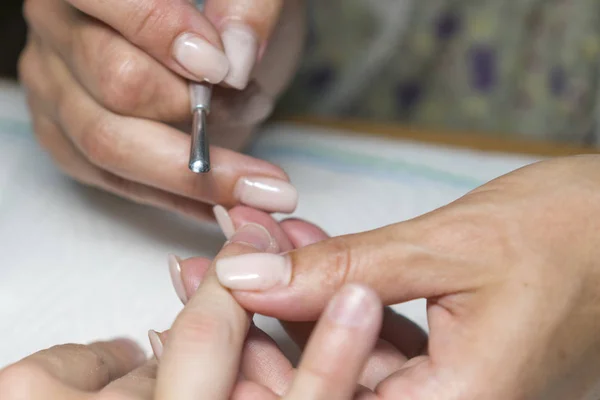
left=234, top=176, right=298, bottom=213
left=324, top=284, right=381, bottom=327
left=228, top=223, right=277, bottom=252
left=168, top=254, right=187, bottom=304
left=216, top=253, right=291, bottom=291
left=148, top=330, right=163, bottom=360
left=213, top=205, right=235, bottom=239
left=222, top=23, right=259, bottom=90
left=173, top=33, right=229, bottom=83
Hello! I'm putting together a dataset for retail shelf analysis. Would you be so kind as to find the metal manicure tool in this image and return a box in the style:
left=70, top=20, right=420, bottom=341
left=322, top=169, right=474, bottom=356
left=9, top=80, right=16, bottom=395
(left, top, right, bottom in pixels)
left=188, top=0, right=211, bottom=174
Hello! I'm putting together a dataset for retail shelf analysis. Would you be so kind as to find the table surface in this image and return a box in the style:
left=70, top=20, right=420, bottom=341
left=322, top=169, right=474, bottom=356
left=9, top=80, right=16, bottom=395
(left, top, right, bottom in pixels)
left=287, top=116, right=600, bottom=157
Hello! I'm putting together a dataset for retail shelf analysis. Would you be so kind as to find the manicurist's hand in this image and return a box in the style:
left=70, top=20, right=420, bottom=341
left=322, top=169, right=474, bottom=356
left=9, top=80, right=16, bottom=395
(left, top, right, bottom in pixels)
left=19, top=0, right=305, bottom=218
left=214, top=156, right=600, bottom=400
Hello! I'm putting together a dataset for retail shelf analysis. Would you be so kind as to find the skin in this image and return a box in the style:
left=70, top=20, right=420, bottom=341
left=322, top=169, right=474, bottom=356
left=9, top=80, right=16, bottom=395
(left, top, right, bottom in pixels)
left=0, top=209, right=388, bottom=400
left=18, top=0, right=305, bottom=218
left=213, top=156, right=600, bottom=400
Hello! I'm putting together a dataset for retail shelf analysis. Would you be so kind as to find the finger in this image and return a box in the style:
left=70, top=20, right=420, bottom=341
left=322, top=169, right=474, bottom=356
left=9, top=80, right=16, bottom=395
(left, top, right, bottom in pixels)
left=280, top=317, right=407, bottom=390
left=156, top=222, right=280, bottom=400
left=240, top=324, right=294, bottom=396
left=101, top=360, right=158, bottom=399
left=43, top=41, right=297, bottom=213
left=231, top=380, right=278, bottom=400
left=23, top=0, right=189, bottom=122
left=149, top=325, right=293, bottom=397
left=0, top=364, right=86, bottom=400
left=279, top=218, right=330, bottom=248
left=205, top=0, right=284, bottom=89
left=227, top=205, right=296, bottom=250
left=28, top=106, right=214, bottom=221
left=20, top=339, right=146, bottom=391
left=217, top=215, right=486, bottom=320
left=173, top=205, right=298, bottom=303
left=65, top=0, right=229, bottom=83
left=284, top=285, right=383, bottom=400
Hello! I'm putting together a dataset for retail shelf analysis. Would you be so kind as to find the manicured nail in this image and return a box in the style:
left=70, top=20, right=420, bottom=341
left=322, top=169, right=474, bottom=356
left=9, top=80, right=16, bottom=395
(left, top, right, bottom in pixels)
left=227, top=223, right=277, bottom=252
left=222, top=23, right=259, bottom=89
left=168, top=254, right=188, bottom=304
left=148, top=330, right=163, bottom=360
left=173, top=33, right=229, bottom=83
left=213, top=205, right=235, bottom=239
left=324, top=285, right=380, bottom=327
left=216, top=253, right=290, bottom=291
left=234, top=177, right=298, bottom=213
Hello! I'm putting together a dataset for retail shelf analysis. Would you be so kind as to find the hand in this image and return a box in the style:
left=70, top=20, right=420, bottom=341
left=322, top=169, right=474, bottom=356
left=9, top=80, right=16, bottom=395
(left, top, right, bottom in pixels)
left=0, top=338, right=154, bottom=399
left=214, top=156, right=600, bottom=399
left=18, top=0, right=305, bottom=218
left=164, top=206, right=428, bottom=391
left=151, top=206, right=388, bottom=399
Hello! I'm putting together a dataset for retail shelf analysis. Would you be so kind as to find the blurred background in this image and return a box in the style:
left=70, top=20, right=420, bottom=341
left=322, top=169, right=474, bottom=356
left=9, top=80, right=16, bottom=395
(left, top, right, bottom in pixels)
left=3, top=0, right=600, bottom=145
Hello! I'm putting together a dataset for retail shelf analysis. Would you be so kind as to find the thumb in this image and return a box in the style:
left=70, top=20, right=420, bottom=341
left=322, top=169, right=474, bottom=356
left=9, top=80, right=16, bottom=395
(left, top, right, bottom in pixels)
left=216, top=217, right=481, bottom=321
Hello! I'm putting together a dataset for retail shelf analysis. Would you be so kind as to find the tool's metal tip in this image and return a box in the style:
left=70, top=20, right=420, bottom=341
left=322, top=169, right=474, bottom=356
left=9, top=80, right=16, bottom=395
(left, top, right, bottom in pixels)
left=189, top=159, right=211, bottom=173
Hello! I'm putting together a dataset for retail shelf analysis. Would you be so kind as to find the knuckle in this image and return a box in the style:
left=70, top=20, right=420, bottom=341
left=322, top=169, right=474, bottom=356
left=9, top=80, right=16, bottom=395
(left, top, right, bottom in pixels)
left=127, top=0, right=172, bottom=41
left=22, top=0, right=41, bottom=26
left=99, top=50, right=152, bottom=114
left=0, top=362, right=52, bottom=398
left=176, top=314, right=236, bottom=346
left=319, top=236, right=356, bottom=288
left=78, top=117, right=119, bottom=167
left=17, top=43, right=39, bottom=90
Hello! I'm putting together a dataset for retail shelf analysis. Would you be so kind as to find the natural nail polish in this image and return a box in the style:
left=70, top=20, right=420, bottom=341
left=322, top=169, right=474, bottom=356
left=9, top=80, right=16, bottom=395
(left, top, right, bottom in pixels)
left=168, top=254, right=188, bottom=304
left=216, top=253, right=290, bottom=291
left=222, top=23, right=259, bottom=89
left=213, top=205, right=235, bottom=239
left=148, top=330, right=163, bottom=360
left=173, top=33, right=229, bottom=83
left=234, top=177, right=298, bottom=213
left=228, top=223, right=277, bottom=252
left=325, top=285, right=380, bottom=327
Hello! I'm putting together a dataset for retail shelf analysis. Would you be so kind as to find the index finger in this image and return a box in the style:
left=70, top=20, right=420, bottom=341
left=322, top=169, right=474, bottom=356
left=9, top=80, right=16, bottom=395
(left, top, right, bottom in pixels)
left=66, top=0, right=229, bottom=83
left=156, top=222, right=280, bottom=400
left=8, top=339, right=146, bottom=392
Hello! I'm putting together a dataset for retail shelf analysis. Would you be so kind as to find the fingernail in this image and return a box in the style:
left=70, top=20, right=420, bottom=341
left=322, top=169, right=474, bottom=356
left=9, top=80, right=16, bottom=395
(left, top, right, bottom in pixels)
left=148, top=330, right=163, bottom=360
left=222, top=23, right=259, bottom=89
left=234, top=177, right=298, bottom=213
left=216, top=253, right=290, bottom=291
left=173, top=33, right=229, bottom=83
left=111, top=338, right=147, bottom=364
left=168, top=254, right=188, bottom=304
left=324, top=284, right=380, bottom=327
left=213, top=205, right=235, bottom=239
left=227, top=223, right=277, bottom=252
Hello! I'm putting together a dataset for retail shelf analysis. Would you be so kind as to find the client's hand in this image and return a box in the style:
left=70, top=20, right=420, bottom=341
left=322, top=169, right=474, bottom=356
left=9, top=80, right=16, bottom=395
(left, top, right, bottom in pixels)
left=0, top=207, right=385, bottom=400
left=153, top=206, right=387, bottom=399
left=213, top=156, right=600, bottom=400
left=165, top=206, right=427, bottom=391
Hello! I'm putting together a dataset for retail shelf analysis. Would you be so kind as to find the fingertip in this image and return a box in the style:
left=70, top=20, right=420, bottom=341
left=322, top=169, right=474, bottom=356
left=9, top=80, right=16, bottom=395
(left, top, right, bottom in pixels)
left=178, top=257, right=212, bottom=299
left=228, top=206, right=295, bottom=251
